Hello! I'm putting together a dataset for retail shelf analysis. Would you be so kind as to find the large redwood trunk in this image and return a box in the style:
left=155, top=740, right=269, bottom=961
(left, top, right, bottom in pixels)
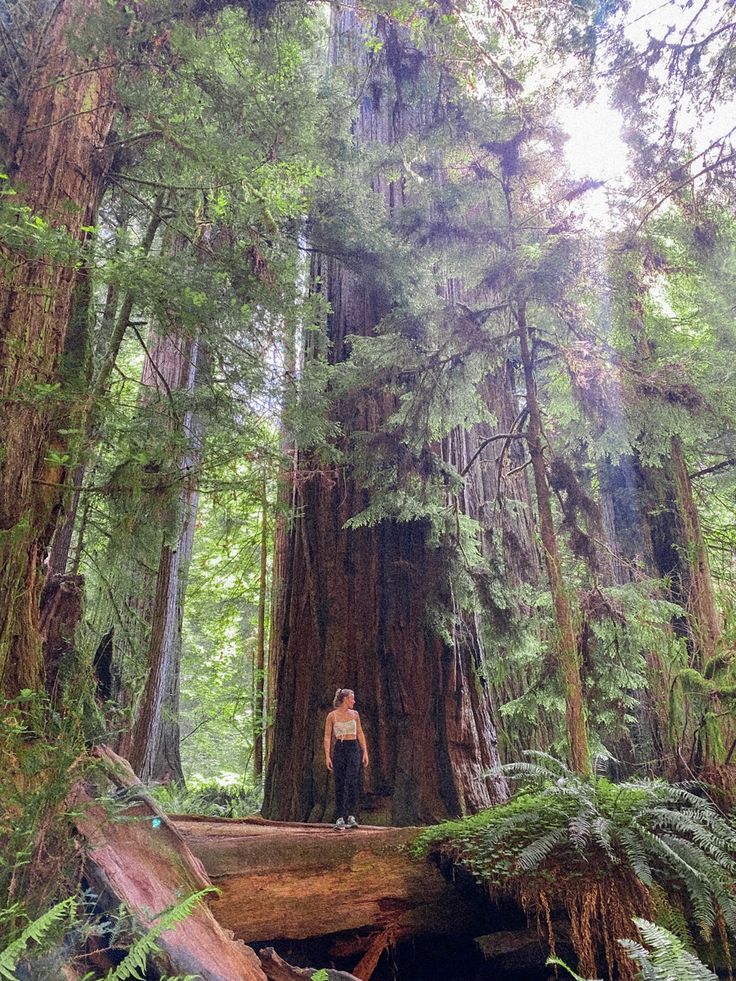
left=264, top=261, right=509, bottom=824
left=0, top=0, right=116, bottom=694
left=264, top=6, right=519, bottom=825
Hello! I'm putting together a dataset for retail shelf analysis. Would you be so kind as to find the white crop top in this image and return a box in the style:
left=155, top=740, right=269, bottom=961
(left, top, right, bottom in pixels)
left=333, top=718, right=357, bottom=738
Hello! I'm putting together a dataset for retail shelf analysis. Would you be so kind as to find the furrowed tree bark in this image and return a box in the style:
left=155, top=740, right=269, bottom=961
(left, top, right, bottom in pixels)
left=263, top=266, right=508, bottom=824
left=263, top=5, right=511, bottom=825
left=0, top=0, right=116, bottom=693
left=516, top=301, right=590, bottom=776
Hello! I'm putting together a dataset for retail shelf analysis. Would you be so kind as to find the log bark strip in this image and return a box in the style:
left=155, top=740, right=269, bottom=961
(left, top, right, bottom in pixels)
left=73, top=748, right=267, bottom=981
left=172, top=815, right=486, bottom=944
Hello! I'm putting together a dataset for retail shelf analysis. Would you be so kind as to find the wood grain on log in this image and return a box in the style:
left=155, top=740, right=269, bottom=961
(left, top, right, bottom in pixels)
left=74, top=748, right=267, bottom=981
left=172, top=815, right=485, bottom=943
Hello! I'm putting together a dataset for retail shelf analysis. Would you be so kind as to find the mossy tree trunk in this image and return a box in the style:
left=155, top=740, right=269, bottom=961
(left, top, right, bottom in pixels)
left=0, top=0, right=117, bottom=695
left=516, top=301, right=591, bottom=776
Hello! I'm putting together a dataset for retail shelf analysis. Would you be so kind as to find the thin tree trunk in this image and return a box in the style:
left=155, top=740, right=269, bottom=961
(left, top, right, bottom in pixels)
left=254, top=475, right=269, bottom=781
left=516, top=301, right=590, bottom=776
left=48, top=195, right=167, bottom=580
left=129, top=333, right=201, bottom=783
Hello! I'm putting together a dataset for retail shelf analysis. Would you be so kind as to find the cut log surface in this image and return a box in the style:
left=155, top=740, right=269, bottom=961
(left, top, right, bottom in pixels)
left=172, top=814, right=484, bottom=944
left=74, top=748, right=267, bottom=981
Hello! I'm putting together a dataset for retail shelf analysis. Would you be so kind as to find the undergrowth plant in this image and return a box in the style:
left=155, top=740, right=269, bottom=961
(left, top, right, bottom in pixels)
left=0, top=690, right=99, bottom=924
left=150, top=780, right=262, bottom=818
left=0, top=889, right=215, bottom=980
left=620, top=918, right=719, bottom=981
left=415, top=752, right=736, bottom=979
left=548, top=918, right=719, bottom=980
left=0, top=897, right=75, bottom=979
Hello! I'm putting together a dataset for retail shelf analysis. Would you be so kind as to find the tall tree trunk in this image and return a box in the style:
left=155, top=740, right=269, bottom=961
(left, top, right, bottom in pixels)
left=129, top=333, right=201, bottom=783
left=516, top=302, right=590, bottom=776
left=264, top=249, right=509, bottom=824
left=254, top=475, right=269, bottom=781
left=266, top=311, right=299, bottom=770
left=0, top=0, right=117, bottom=694
left=264, top=6, right=516, bottom=824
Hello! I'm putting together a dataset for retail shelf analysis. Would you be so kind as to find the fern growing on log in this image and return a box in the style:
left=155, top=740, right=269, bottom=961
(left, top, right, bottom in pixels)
left=548, top=919, right=718, bottom=980
left=621, top=918, right=718, bottom=981
left=104, top=887, right=217, bottom=981
left=416, top=753, right=736, bottom=979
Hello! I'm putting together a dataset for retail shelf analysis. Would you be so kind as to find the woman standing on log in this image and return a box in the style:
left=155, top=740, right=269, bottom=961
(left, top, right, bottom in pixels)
left=324, top=688, right=369, bottom=830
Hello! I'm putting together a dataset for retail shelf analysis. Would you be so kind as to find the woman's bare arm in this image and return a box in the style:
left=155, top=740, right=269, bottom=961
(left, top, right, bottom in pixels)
left=356, top=712, right=369, bottom=766
left=324, top=711, right=334, bottom=770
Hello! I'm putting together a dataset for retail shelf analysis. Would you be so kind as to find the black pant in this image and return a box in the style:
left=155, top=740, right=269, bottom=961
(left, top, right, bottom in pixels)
left=333, top=739, right=361, bottom=819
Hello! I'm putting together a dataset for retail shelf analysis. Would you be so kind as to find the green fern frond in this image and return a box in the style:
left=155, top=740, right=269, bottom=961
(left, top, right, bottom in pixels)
left=105, top=888, right=217, bottom=981
left=517, top=828, right=569, bottom=872
left=622, top=918, right=718, bottom=980
left=0, top=897, right=75, bottom=980
left=545, top=955, right=602, bottom=980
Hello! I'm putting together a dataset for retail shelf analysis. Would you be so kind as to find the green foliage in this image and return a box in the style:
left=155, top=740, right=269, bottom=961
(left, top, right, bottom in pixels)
left=416, top=753, right=736, bottom=938
left=620, top=918, right=718, bottom=981
left=0, top=898, right=75, bottom=980
left=547, top=919, right=719, bottom=980
left=152, top=779, right=262, bottom=818
left=487, top=582, right=684, bottom=762
left=0, top=691, right=99, bottom=919
left=103, top=888, right=216, bottom=981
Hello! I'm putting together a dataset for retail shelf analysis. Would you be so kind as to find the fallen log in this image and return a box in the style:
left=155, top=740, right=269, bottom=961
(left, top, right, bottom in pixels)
left=73, top=747, right=267, bottom=981
left=172, top=814, right=486, bottom=944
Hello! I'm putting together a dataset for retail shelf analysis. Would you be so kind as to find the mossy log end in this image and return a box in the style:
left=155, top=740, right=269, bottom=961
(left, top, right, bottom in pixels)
left=172, top=815, right=486, bottom=944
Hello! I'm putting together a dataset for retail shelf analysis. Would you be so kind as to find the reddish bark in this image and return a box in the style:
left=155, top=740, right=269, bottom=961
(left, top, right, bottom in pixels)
left=263, top=8, right=517, bottom=824
left=74, top=747, right=267, bottom=981
left=264, top=257, right=509, bottom=825
left=172, top=814, right=487, bottom=944
left=0, top=0, right=117, bottom=694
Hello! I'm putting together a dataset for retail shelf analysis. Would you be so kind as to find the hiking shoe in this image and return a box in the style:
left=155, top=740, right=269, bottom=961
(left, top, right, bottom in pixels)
left=346, top=815, right=358, bottom=829
left=334, top=817, right=346, bottom=830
